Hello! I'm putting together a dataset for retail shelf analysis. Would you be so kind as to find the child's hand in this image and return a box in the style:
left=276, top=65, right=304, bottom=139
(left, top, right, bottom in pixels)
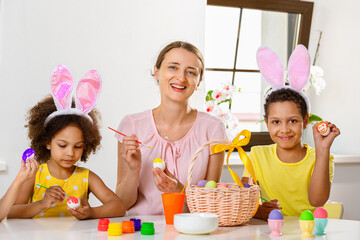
left=313, top=121, right=341, bottom=149
left=68, top=199, right=91, bottom=220
left=40, top=186, right=66, bottom=209
left=152, top=164, right=182, bottom=193
left=259, top=199, right=280, bottom=221
left=121, top=134, right=142, bottom=172
left=15, top=158, right=39, bottom=183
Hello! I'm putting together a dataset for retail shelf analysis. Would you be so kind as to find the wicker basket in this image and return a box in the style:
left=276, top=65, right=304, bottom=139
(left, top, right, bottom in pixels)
left=186, top=131, right=260, bottom=226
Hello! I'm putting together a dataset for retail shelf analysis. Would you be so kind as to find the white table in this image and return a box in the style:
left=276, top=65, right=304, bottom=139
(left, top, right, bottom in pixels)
left=1, top=215, right=359, bottom=240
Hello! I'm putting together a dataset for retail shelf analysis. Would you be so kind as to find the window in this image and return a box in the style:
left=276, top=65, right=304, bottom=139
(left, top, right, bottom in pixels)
left=204, top=0, right=313, bottom=147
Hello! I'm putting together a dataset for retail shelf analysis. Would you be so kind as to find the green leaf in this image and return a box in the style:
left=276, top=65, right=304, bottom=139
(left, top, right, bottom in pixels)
left=206, top=90, right=214, bottom=101
left=308, top=113, right=322, bottom=123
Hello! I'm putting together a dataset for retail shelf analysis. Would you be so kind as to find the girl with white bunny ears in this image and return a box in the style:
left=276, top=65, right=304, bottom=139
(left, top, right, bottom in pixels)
left=8, top=65, right=126, bottom=220
left=242, top=45, right=341, bottom=217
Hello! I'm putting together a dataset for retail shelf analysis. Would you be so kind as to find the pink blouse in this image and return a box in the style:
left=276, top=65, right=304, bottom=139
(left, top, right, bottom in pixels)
left=116, top=109, right=226, bottom=215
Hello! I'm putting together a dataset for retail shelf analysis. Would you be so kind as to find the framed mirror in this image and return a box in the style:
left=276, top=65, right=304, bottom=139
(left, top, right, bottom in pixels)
left=204, top=0, right=314, bottom=150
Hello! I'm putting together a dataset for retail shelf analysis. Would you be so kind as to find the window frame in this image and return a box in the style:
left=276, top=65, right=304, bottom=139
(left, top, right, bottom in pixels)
left=206, top=0, right=314, bottom=147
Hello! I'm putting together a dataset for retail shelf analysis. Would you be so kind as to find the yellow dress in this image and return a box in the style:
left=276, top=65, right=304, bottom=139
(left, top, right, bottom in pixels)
left=31, top=163, right=89, bottom=218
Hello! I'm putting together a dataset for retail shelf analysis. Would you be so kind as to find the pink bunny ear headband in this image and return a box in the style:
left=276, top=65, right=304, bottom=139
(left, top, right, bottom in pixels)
left=256, top=44, right=311, bottom=113
left=44, top=65, right=102, bottom=126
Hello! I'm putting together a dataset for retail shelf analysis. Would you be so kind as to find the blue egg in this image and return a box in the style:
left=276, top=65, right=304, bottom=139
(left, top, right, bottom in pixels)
left=268, top=209, right=283, bottom=220
left=243, top=183, right=250, bottom=188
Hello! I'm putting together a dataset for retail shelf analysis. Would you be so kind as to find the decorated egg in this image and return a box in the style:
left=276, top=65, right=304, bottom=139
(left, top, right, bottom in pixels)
left=317, top=121, right=330, bottom=136
left=242, top=183, right=250, bottom=188
left=205, top=180, right=217, bottom=188
left=300, top=210, right=314, bottom=221
left=22, top=148, right=35, bottom=162
left=197, top=180, right=208, bottom=187
left=314, top=207, right=328, bottom=219
left=153, top=158, right=165, bottom=171
left=268, top=209, right=283, bottom=220
left=217, top=183, right=228, bottom=188
left=67, top=196, right=81, bottom=209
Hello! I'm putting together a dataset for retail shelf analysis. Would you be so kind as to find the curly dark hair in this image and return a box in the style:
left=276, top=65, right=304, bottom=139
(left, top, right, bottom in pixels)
left=264, top=88, right=308, bottom=120
left=25, top=95, right=102, bottom=164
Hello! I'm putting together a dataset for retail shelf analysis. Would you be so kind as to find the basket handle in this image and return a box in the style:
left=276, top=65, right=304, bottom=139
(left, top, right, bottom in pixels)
left=186, top=139, right=232, bottom=189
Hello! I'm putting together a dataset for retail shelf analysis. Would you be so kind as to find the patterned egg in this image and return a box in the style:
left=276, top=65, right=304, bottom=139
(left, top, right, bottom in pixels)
left=153, top=158, right=165, bottom=171
left=67, top=196, right=81, bottom=209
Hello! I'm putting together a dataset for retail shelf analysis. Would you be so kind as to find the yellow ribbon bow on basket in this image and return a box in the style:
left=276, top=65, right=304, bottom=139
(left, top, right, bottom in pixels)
left=211, top=129, right=257, bottom=188
left=211, top=129, right=260, bottom=217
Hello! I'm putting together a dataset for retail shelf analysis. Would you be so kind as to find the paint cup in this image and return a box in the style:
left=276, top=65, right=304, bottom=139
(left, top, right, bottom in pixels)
left=161, top=193, right=185, bottom=224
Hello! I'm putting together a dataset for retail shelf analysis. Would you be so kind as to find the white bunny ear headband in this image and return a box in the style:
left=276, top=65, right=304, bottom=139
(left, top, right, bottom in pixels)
left=44, top=65, right=102, bottom=126
left=256, top=44, right=311, bottom=113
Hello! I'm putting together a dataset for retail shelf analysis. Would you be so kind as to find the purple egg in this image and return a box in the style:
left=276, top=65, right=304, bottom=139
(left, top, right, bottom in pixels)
left=243, top=183, right=250, bottom=188
left=268, top=209, right=283, bottom=220
left=197, top=180, right=208, bottom=187
left=22, top=148, right=35, bottom=162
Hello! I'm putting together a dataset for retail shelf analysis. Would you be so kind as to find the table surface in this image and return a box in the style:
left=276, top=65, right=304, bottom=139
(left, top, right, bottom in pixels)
left=1, top=215, right=359, bottom=240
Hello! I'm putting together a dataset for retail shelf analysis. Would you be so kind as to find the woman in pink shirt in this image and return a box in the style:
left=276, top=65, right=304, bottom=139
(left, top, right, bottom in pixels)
left=115, top=41, right=226, bottom=215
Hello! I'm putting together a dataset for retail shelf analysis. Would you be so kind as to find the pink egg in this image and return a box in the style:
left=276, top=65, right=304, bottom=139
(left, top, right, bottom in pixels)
left=313, top=207, right=328, bottom=218
left=217, top=183, right=228, bottom=188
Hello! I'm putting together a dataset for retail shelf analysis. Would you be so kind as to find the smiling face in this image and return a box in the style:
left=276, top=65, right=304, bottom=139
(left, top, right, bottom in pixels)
left=46, top=124, right=84, bottom=169
left=265, top=101, right=308, bottom=151
left=154, top=48, right=202, bottom=104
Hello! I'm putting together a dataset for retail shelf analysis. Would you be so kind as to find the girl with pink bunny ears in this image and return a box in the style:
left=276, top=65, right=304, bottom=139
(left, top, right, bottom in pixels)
left=7, top=65, right=125, bottom=219
left=242, top=45, right=340, bottom=218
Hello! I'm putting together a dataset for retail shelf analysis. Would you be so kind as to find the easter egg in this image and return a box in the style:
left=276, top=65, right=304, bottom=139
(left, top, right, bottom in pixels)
left=205, top=180, right=217, bottom=188
left=153, top=158, right=165, bottom=171
left=22, top=148, right=35, bottom=162
left=242, top=183, right=250, bottom=188
left=300, top=210, right=314, bottom=221
left=317, top=121, right=330, bottom=136
left=67, top=196, right=81, bottom=209
left=313, top=207, right=328, bottom=219
left=268, top=209, right=283, bottom=220
left=217, top=183, right=228, bottom=188
left=197, top=180, right=208, bottom=187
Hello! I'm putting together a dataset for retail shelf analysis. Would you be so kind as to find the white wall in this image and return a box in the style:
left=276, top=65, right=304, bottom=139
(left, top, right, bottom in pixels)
left=1, top=0, right=359, bottom=220
left=305, top=0, right=360, bottom=221
left=307, top=0, right=360, bottom=155
left=0, top=0, right=206, bottom=204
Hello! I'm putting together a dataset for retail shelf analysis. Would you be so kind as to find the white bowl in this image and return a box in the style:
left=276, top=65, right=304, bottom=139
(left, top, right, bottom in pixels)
left=174, top=213, right=218, bottom=235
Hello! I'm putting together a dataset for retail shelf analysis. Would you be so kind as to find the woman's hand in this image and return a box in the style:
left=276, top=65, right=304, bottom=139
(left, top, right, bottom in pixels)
left=257, top=199, right=280, bottom=221
left=68, top=199, right=92, bottom=220
left=40, top=186, right=66, bottom=209
left=152, top=164, right=183, bottom=193
left=120, top=134, right=142, bottom=172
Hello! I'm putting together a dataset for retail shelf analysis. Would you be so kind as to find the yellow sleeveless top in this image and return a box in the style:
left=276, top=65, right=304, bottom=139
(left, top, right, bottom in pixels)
left=31, top=163, right=89, bottom=218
